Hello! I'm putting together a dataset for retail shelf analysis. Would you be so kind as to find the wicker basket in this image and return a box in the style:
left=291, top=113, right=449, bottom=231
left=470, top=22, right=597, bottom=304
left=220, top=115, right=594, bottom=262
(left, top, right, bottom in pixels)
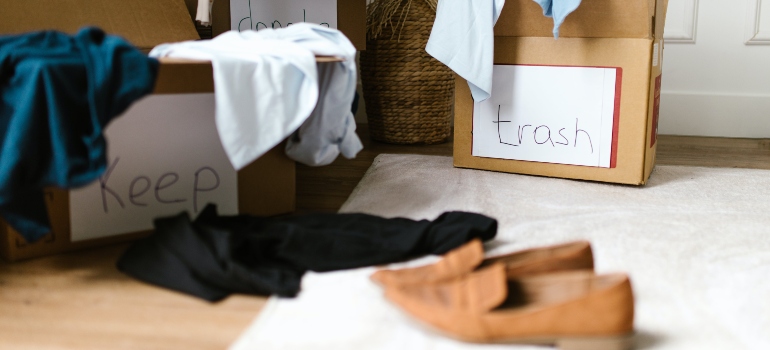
left=360, top=0, right=454, bottom=144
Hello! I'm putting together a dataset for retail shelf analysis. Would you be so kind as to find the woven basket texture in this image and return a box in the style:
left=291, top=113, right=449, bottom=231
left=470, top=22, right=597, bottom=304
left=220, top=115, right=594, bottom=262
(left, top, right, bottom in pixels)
left=360, top=0, right=453, bottom=144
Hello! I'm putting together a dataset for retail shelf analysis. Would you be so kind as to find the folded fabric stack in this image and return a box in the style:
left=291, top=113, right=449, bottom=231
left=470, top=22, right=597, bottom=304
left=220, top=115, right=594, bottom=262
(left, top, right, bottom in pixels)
left=372, top=239, right=634, bottom=350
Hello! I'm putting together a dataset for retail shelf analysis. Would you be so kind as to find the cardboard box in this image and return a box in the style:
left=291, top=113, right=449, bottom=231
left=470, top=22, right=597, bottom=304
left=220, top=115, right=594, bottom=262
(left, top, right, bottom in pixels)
left=182, top=0, right=366, bottom=49
left=454, top=0, right=668, bottom=185
left=0, top=0, right=201, bottom=53
left=0, top=0, right=297, bottom=261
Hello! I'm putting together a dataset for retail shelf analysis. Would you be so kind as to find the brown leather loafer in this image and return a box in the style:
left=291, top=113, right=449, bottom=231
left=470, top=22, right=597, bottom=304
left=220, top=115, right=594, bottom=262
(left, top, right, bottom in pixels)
left=384, top=264, right=634, bottom=350
left=371, top=239, right=594, bottom=287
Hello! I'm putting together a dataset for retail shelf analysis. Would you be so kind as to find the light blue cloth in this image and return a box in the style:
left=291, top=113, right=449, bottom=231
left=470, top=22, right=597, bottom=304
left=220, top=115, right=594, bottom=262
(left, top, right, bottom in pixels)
left=532, top=0, right=583, bottom=38
left=264, top=25, right=363, bottom=167
left=426, top=0, right=505, bottom=102
left=150, top=24, right=362, bottom=169
left=426, top=0, right=583, bottom=102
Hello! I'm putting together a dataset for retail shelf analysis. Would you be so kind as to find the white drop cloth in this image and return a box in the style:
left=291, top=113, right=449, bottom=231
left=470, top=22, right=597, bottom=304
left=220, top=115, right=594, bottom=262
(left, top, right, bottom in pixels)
left=231, top=154, right=770, bottom=350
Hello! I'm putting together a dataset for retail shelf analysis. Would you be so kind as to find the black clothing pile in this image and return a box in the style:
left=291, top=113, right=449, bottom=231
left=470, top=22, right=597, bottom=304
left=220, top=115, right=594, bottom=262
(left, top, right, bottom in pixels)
left=117, top=205, right=497, bottom=301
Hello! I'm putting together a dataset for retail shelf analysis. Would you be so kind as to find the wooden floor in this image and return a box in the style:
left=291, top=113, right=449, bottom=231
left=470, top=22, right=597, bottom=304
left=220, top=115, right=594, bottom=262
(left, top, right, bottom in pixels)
left=2, top=125, right=770, bottom=350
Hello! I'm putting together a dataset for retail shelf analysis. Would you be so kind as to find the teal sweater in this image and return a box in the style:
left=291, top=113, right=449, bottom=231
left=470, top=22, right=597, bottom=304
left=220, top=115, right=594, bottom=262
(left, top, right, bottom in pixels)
left=0, top=27, right=158, bottom=242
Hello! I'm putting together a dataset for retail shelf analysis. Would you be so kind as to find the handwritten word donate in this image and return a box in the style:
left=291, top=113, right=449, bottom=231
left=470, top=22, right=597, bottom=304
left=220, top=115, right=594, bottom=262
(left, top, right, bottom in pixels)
left=239, top=7, right=330, bottom=32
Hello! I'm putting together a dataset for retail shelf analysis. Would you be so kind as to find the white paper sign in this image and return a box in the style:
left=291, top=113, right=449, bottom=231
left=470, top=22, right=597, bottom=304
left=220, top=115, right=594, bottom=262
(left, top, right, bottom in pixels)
left=472, top=65, right=620, bottom=168
left=231, top=0, right=338, bottom=32
left=69, top=94, right=239, bottom=242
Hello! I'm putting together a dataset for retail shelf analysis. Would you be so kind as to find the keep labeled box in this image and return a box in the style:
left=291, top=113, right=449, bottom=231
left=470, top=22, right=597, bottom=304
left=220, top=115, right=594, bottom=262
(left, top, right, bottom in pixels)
left=454, top=0, right=668, bottom=185
left=0, top=0, right=298, bottom=261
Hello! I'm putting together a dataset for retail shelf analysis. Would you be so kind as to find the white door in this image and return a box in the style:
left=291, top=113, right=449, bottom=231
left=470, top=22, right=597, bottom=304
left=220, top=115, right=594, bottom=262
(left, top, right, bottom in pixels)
left=661, top=0, right=770, bottom=137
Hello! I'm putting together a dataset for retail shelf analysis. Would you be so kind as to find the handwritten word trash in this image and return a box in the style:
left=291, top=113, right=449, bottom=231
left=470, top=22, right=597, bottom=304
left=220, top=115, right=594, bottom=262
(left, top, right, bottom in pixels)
left=472, top=65, right=619, bottom=168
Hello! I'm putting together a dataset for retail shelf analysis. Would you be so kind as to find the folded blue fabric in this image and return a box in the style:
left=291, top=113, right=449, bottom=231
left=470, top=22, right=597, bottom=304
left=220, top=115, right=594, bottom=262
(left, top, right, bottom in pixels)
left=532, top=0, right=583, bottom=38
left=426, top=0, right=583, bottom=102
left=426, top=0, right=506, bottom=102
left=0, top=28, right=158, bottom=242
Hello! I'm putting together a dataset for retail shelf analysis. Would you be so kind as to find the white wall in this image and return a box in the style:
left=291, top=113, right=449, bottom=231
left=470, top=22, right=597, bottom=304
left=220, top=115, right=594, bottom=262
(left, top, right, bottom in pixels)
left=661, top=0, right=770, bottom=137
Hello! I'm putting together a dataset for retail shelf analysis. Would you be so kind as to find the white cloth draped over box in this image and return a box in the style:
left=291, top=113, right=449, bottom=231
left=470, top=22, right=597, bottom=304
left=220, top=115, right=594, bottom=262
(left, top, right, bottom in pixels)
left=150, top=23, right=363, bottom=169
left=426, top=0, right=582, bottom=102
left=196, top=0, right=213, bottom=26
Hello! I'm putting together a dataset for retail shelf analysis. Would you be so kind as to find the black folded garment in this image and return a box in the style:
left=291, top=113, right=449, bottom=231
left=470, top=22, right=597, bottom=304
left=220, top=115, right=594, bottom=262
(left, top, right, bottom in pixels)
left=117, top=205, right=497, bottom=302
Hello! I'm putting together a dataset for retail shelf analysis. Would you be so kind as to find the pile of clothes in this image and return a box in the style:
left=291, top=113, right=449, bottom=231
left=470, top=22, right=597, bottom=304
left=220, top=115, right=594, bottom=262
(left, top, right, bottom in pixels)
left=0, top=24, right=362, bottom=243
left=116, top=204, right=498, bottom=301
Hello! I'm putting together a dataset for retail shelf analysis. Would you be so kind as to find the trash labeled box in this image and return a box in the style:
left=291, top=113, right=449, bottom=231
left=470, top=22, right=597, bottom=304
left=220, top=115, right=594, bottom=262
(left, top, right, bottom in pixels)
left=0, top=0, right=296, bottom=261
left=184, top=0, right=366, bottom=49
left=454, top=0, right=668, bottom=185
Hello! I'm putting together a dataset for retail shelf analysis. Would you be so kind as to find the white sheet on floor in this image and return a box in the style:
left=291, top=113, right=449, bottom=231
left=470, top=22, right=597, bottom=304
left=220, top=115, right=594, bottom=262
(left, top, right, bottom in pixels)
left=230, top=265, right=535, bottom=350
left=149, top=24, right=361, bottom=170
left=426, top=0, right=505, bottom=102
left=230, top=154, right=770, bottom=350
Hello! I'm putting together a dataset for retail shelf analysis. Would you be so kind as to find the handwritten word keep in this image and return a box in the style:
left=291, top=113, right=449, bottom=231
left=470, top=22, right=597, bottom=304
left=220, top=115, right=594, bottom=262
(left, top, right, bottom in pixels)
left=98, top=158, right=221, bottom=214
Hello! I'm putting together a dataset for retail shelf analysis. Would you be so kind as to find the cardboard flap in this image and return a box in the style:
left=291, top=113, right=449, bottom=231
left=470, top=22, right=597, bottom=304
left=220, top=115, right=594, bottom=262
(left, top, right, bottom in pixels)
left=0, top=0, right=200, bottom=51
left=495, top=0, right=656, bottom=39
left=654, top=0, right=669, bottom=40
left=337, top=0, right=367, bottom=50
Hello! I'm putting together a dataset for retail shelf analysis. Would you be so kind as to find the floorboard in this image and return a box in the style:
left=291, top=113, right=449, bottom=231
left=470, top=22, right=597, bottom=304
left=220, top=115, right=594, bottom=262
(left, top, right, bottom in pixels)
left=2, top=125, right=769, bottom=350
